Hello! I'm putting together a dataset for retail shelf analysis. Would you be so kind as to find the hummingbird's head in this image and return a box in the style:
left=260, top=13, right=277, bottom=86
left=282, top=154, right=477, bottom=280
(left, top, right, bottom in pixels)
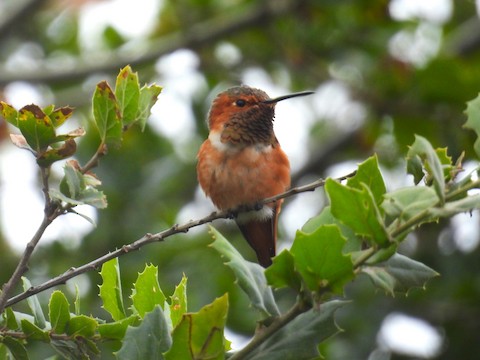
left=207, top=86, right=313, bottom=146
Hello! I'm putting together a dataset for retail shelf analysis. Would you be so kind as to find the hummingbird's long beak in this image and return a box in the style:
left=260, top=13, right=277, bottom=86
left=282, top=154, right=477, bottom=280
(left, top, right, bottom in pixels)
left=262, top=91, right=314, bottom=104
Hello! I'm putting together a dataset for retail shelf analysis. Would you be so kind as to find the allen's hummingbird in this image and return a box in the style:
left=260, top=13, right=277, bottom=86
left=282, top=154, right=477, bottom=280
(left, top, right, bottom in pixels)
left=197, top=86, right=313, bottom=267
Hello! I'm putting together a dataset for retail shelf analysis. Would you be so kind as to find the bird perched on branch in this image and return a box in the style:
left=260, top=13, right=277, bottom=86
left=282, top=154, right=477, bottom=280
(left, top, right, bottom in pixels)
left=197, top=85, right=313, bottom=267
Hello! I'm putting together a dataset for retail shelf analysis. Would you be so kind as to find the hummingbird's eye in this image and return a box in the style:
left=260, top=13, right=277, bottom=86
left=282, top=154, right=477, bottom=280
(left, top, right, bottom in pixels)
left=235, top=99, right=246, bottom=107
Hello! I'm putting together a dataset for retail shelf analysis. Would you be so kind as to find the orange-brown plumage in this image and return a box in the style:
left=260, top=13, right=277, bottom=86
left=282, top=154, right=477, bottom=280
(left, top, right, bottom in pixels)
left=197, top=85, right=312, bottom=267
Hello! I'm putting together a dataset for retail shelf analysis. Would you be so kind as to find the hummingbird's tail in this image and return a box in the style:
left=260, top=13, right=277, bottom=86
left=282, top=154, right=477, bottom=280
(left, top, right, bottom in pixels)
left=236, top=203, right=280, bottom=267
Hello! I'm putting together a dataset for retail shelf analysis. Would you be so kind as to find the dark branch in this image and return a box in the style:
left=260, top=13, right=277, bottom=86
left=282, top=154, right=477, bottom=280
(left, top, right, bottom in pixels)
left=4, top=171, right=355, bottom=309
left=0, top=0, right=301, bottom=86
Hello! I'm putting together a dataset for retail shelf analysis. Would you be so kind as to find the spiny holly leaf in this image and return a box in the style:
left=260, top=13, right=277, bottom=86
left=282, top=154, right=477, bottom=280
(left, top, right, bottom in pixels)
left=4, top=307, right=18, bottom=329
left=116, top=306, right=172, bottom=360
left=383, top=186, right=439, bottom=224
left=99, top=258, right=126, bottom=321
left=1, top=337, right=28, bottom=360
left=169, top=274, right=188, bottom=329
left=265, top=250, right=302, bottom=291
left=290, top=225, right=354, bottom=294
left=464, top=93, right=480, bottom=158
left=66, top=315, right=98, bottom=337
left=131, top=264, right=166, bottom=318
left=22, top=277, right=46, bottom=329
left=165, top=294, right=228, bottom=360
left=347, top=155, right=386, bottom=205
left=74, top=284, right=81, bottom=315
left=21, top=319, right=49, bottom=341
left=361, top=253, right=439, bottom=296
left=51, top=337, right=99, bottom=359
left=429, top=193, right=480, bottom=217
left=98, top=315, right=138, bottom=340
left=208, top=226, right=279, bottom=317
left=93, top=80, right=122, bottom=146
left=137, top=84, right=162, bottom=131
left=116, top=65, right=140, bottom=127
left=0, top=101, right=18, bottom=127
left=302, top=206, right=362, bottom=253
left=49, top=290, right=71, bottom=334
left=245, top=300, right=349, bottom=360
left=407, top=135, right=445, bottom=204
left=18, top=104, right=56, bottom=153
left=326, top=178, right=390, bottom=246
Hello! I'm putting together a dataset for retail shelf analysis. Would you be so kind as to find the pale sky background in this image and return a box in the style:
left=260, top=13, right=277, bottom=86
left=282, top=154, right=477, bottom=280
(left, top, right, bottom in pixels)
left=0, top=0, right=474, bottom=356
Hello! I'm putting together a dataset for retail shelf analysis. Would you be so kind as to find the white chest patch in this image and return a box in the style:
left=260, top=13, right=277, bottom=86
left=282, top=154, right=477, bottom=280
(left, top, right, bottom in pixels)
left=209, top=131, right=273, bottom=155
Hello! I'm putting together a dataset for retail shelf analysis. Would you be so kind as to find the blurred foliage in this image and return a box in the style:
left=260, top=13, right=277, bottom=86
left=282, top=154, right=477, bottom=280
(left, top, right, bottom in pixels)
left=1, top=0, right=480, bottom=359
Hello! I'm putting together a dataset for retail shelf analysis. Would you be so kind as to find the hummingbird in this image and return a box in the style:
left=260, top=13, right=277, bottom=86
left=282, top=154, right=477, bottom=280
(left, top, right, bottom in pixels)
left=197, top=85, right=313, bottom=267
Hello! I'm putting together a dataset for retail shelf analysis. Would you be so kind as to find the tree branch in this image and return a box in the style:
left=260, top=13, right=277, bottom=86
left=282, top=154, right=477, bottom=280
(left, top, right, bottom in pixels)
left=0, top=166, right=61, bottom=314
left=0, top=0, right=302, bottom=86
left=229, top=300, right=310, bottom=360
left=0, top=0, right=49, bottom=41
left=4, top=171, right=355, bottom=309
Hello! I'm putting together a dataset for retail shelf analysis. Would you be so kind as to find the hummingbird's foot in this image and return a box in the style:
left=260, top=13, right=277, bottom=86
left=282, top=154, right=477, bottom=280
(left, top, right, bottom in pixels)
left=226, top=209, right=237, bottom=219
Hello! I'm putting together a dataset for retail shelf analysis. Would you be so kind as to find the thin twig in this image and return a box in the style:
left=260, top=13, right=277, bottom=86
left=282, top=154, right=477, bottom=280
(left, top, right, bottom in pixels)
left=0, top=166, right=61, bottom=313
left=4, top=171, right=356, bottom=309
left=229, top=300, right=309, bottom=360
left=0, top=141, right=112, bottom=314
left=0, top=0, right=301, bottom=86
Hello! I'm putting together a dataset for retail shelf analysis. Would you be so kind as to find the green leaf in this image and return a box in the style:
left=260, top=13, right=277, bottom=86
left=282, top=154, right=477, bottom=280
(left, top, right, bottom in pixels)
left=464, top=93, right=480, bottom=158
left=131, top=264, right=166, bottom=318
left=347, top=155, right=386, bottom=205
left=383, top=186, right=439, bottom=223
left=407, top=135, right=446, bottom=204
left=169, top=274, right=188, bottom=329
left=74, top=284, right=81, bottom=315
left=49, top=106, right=74, bottom=128
left=98, top=315, right=139, bottom=340
left=290, top=225, right=354, bottom=294
left=361, top=253, right=439, bottom=296
left=0, top=101, right=18, bottom=127
left=137, top=84, right=162, bottom=131
left=245, top=300, right=348, bottom=360
left=20, top=319, right=50, bottom=341
left=51, top=337, right=99, bottom=359
left=49, top=290, right=71, bottom=334
left=17, top=104, right=56, bottom=153
left=302, top=206, right=362, bottom=253
left=99, top=258, right=126, bottom=321
left=429, top=194, right=480, bottom=217
left=66, top=315, right=98, bottom=337
left=208, top=226, right=279, bottom=317
left=165, top=294, right=228, bottom=360
left=326, top=178, right=390, bottom=246
left=265, top=250, right=302, bottom=291
left=1, top=337, right=29, bottom=360
left=5, top=307, right=18, bottom=329
left=93, top=80, right=122, bottom=146
left=36, top=139, right=77, bottom=167
left=22, top=277, right=46, bottom=329
left=54, top=161, right=107, bottom=208
left=116, top=306, right=172, bottom=360
left=115, top=65, right=140, bottom=126
left=51, top=127, right=85, bottom=143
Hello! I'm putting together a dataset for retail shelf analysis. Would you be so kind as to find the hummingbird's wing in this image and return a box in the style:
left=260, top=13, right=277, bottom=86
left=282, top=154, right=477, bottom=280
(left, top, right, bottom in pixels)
left=236, top=204, right=279, bottom=267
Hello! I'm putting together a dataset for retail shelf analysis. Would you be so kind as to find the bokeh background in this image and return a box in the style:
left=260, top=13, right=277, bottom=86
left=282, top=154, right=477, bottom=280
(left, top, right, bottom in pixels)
left=1, top=0, right=480, bottom=359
